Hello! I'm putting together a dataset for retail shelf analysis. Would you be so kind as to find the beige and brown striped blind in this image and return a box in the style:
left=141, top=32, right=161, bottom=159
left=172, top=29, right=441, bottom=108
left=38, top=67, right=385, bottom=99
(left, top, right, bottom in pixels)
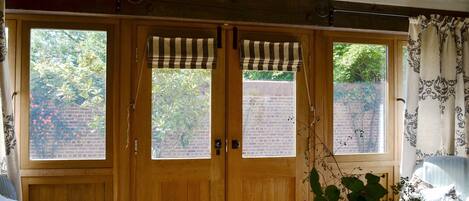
left=240, top=40, right=302, bottom=71
left=147, top=36, right=217, bottom=69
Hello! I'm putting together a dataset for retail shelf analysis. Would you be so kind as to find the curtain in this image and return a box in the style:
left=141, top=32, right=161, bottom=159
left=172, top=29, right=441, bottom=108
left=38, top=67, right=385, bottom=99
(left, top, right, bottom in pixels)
left=402, top=15, right=469, bottom=177
left=0, top=0, right=21, bottom=199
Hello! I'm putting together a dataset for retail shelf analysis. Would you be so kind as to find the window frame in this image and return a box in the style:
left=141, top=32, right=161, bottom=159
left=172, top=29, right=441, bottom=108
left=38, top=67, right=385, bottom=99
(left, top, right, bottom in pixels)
left=324, top=31, right=397, bottom=162
left=236, top=31, right=308, bottom=160
left=20, top=21, right=116, bottom=169
left=395, top=40, right=408, bottom=178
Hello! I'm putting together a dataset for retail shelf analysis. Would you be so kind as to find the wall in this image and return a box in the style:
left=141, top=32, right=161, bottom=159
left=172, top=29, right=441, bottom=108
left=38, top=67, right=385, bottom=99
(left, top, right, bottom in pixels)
left=29, top=104, right=106, bottom=160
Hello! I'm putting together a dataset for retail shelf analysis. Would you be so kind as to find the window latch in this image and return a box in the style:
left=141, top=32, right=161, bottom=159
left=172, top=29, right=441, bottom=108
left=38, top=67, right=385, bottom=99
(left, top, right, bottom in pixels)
left=134, top=138, right=138, bottom=155
left=135, top=47, right=139, bottom=63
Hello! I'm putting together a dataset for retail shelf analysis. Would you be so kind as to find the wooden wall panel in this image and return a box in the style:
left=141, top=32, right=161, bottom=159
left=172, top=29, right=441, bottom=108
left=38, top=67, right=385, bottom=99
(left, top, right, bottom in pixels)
left=22, top=176, right=112, bottom=201
left=29, top=183, right=105, bottom=201
left=241, top=177, right=295, bottom=201
left=148, top=180, right=210, bottom=201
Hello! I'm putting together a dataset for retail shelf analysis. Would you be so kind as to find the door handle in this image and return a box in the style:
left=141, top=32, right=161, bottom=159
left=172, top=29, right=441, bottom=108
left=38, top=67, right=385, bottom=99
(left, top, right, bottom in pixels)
left=215, top=138, right=222, bottom=155
left=231, top=139, right=240, bottom=149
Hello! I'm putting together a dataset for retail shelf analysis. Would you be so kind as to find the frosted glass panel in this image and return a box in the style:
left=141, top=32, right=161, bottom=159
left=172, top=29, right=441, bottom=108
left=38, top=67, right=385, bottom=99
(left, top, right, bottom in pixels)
left=333, top=42, right=387, bottom=154
left=242, top=71, right=296, bottom=158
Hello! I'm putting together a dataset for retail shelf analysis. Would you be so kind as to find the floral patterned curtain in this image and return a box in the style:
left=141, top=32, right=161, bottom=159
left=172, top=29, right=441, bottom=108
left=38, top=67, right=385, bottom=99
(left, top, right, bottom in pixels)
left=402, top=15, right=469, bottom=177
left=0, top=0, right=21, bottom=199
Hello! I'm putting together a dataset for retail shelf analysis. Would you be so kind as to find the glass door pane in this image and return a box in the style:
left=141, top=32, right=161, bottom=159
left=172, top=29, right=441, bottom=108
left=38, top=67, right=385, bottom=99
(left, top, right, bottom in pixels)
left=242, top=71, right=296, bottom=158
left=151, top=69, right=212, bottom=159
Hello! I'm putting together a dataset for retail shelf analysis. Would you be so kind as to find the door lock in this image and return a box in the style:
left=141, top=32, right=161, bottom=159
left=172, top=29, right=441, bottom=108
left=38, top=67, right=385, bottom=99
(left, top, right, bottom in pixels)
left=231, top=139, right=240, bottom=149
left=215, top=138, right=222, bottom=155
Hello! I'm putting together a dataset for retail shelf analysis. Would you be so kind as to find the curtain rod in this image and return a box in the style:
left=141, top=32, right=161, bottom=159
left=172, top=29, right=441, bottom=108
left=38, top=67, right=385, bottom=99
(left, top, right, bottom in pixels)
left=333, top=9, right=410, bottom=18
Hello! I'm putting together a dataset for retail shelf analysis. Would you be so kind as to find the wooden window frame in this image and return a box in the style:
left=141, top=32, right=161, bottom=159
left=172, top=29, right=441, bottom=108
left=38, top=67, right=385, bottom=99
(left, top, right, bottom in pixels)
left=226, top=27, right=311, bottom=201
left=19, top=20, right=116, bottom=169
left=323, top=31, right=399, bottom=162
left=394, top=40, right=408, bottom=180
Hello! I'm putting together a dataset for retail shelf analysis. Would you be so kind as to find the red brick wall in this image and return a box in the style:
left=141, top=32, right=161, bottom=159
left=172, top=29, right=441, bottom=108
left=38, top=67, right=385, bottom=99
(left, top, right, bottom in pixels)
left=30, top=104, right=105, bottom=160
left=333, top=83, right=386, bottom=154
left=29, top=82, right=385, bottom=160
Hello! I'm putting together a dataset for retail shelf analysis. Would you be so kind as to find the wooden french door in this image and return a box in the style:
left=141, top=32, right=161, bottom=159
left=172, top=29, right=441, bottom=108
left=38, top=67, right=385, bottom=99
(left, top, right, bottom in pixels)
left=132, top=24, right=309, bottom=201
left=225, top=28, right=310, bottom=201
left=133, top=24, right=226, bottom=201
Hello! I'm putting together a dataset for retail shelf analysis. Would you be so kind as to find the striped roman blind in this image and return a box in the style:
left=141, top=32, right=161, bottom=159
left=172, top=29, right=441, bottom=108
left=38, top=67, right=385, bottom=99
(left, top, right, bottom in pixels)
left=147, top=36, right=217, bottom=69
left=240, top=40, right=302, bottom=71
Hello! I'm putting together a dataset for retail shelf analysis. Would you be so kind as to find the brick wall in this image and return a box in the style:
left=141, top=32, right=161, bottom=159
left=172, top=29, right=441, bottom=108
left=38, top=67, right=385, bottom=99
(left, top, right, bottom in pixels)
left=31, top=82, right=385, bottom=160
left=152, top=80, right=297, bottom=159
left=30, top=104, right=105, bottom=160
left=333, top=83, right=386, bottom=154
left=242, top=81, right=296, bottom=158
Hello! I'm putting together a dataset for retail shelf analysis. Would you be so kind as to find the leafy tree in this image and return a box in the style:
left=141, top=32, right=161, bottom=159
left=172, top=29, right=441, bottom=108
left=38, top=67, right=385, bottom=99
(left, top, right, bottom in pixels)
left=333, top=43, right=386, bottom=83
left=243, top=71, right=293, bottom=81
left=151, top=69, right=211, bottom=158
left=29, top=29, right=106, bottom=158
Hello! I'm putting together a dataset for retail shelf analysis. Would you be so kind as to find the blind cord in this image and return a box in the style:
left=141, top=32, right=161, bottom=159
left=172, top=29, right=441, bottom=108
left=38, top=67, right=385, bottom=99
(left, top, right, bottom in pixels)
left=126, top=44, right=147, bottom=149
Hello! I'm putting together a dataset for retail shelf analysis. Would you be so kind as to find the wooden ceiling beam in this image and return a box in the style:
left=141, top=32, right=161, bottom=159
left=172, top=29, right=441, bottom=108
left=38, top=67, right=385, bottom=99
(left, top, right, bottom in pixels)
left=6, top=0, right=469, bottom=32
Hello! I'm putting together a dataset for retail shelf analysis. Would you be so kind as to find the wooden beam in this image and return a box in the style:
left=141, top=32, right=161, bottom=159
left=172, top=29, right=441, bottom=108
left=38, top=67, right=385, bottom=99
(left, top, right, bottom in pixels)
left=332, top=1, right=469, bottom=32
left=6, top=0, right=469, bottom=32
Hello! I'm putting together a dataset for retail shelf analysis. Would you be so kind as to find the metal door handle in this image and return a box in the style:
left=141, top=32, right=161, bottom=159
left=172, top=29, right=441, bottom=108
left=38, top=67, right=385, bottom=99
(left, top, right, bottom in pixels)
left=231, top=139, right=240, bottom=149
left=215, top=138, right=222, bottom=155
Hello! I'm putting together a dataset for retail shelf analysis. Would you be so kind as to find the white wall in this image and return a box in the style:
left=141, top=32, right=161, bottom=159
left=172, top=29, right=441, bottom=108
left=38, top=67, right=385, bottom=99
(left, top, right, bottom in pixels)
left=337, top=0, right=469, bottom=12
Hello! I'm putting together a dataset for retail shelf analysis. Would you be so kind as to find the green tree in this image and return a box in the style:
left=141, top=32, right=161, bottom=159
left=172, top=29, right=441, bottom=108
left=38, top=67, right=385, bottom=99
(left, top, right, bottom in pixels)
left=30, top=29, right=106, bottom=158
left=333, top=43, right=386, bottom=83
left=243, top=71, right=293, bottom=81
left=151, top=69, right=211, bottom=158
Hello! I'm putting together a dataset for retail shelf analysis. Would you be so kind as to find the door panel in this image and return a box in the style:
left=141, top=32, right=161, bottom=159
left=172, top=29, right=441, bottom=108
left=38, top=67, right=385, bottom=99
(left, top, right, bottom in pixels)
left=226, top=29, right=310, bottom=201
left=241, top=177, right=295, bottom=201
left=133, top=25, right=225, bottom=201
left=133, top=25, right=308, bottom=201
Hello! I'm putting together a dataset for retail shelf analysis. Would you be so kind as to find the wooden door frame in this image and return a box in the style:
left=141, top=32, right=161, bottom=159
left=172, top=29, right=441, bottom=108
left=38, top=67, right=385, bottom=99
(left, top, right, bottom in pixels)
left=130, top=20, right=226, bottom=201
left=225, top=24, right=312, bottom=201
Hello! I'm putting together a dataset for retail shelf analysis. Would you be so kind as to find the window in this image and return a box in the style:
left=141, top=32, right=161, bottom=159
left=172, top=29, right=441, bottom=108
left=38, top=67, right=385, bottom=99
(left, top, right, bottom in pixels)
left=332, top=42, right=387, bottom=154
left=28, top=28, right=107, bottom=160
left=151, top=69, right=212, bottom=159
left=242, top=71, right=296, bottom=158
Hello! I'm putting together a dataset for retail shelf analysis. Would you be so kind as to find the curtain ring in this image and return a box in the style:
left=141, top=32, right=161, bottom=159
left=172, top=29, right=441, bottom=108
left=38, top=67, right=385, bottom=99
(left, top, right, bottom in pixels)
left=397, top=98, right=406, bottom=104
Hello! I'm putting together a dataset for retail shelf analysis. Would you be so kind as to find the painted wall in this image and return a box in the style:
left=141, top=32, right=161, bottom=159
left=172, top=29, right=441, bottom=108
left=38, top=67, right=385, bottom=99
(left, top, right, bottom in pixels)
left=337, top=0, right=469, bottom=12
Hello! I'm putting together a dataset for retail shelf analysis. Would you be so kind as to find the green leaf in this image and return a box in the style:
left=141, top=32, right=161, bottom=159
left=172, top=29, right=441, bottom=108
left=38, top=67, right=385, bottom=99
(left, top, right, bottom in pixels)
left=314, top=195, right=328, bottom=201
left=363, top=183, right=388, bottom=201
left=346, top=191, right=365, bottom=201
left=309, top=168, right=323, bottom=196
left=341, top=176, right=365, bottom=192
left=325, top=185, right=340, bottom=201
left=365, top=173, right=380, bottom=184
